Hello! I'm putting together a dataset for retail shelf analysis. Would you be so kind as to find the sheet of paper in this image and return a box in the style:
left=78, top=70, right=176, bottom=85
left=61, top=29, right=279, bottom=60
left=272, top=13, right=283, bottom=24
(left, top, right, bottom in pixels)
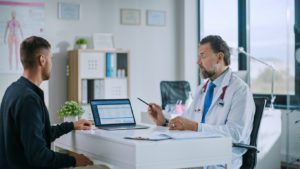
left=124, top=131, right=221, bottom=141
left=157, top=131, right=221, bottom=140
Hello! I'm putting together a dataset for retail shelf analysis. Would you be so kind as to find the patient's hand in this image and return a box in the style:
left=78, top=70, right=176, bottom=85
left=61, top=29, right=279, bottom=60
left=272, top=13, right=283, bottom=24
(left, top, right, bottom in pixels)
left=69, top=152, right=93, bottom=167
left=73, top=119, right=92, bottom=130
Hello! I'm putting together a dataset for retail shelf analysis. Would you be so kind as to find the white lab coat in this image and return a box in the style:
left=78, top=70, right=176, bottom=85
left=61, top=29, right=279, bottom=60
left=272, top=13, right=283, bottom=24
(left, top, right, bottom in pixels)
left=183, top=68, right=255, bottom=169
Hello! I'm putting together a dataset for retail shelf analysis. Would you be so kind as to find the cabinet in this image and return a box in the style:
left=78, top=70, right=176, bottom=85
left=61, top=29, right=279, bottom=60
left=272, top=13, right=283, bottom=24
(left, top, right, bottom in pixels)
left=67, top=49, right=130, bottom=104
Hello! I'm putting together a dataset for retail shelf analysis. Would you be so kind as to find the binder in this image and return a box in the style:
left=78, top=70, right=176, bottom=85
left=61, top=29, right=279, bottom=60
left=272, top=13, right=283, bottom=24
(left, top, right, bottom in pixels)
left=106, top=53, right=117, bottom=77
left=87, top=80, right=94, bottom=102
left=93, top=79, right=102, bottom=99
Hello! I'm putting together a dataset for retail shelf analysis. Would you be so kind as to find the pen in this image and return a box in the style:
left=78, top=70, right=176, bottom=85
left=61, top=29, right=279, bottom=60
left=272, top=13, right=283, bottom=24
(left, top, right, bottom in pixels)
left=137, top=97, right=150, bottom=106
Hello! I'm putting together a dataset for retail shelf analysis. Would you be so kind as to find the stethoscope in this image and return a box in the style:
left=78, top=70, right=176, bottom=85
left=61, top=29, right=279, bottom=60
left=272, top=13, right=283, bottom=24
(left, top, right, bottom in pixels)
left=194, top=72, right=233, bottom=113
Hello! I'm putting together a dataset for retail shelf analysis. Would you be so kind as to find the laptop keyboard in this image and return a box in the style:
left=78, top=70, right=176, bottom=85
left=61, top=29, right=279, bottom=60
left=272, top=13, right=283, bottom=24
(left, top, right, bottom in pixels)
left=98, top=124, right=149, bottom=130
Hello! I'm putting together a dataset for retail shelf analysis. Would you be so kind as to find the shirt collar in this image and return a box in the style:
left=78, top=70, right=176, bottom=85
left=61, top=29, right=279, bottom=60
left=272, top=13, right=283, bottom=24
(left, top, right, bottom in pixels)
left=17, top=76, right=44, bottom=100
left=211, top=68, right=229, bottom=87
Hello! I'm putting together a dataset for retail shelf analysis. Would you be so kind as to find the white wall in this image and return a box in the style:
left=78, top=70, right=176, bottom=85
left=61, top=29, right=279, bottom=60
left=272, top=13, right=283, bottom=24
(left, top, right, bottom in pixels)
left=176, top=0, right=198, bottom=92
left=0, top=0, right=198, bottom=124
left=45, top=0, right=106, bottom=123
left=45, top=0, right=197, bottom=123
left=101, top=0, right=178, bottom=122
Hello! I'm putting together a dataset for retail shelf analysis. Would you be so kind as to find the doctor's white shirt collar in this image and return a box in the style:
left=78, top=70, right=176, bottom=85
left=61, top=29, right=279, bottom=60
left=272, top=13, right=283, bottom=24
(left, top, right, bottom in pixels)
left=210, top=67, right=230, bottom=88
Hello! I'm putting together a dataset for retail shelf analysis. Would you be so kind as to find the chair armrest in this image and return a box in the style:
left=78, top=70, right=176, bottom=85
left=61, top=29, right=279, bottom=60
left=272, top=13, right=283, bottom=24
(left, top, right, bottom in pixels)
left=232, top=143, right=260, bottom=153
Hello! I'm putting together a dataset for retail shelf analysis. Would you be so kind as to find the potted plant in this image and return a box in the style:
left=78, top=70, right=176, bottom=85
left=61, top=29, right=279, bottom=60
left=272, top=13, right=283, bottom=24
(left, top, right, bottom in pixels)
left=75, top=38, right=88, bottom=49
left=58, top=101, right=84, bottom=122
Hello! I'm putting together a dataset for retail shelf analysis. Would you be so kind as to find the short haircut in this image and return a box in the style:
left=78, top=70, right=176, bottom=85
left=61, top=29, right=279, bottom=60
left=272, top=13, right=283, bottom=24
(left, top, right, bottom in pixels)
left=20, top=36, right=51, bottom=69
left=200, top=35, right=230, bottom=66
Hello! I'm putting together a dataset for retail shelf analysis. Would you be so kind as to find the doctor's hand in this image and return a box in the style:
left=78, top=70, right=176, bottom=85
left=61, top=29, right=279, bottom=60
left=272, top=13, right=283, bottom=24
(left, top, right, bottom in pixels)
left=169, top=116, right=198, bottom=131
left=148, top=103, right=166, bottom=126
left=73, top=119, right=93, bottom=130
left=69, top=151, right=93, bottom=167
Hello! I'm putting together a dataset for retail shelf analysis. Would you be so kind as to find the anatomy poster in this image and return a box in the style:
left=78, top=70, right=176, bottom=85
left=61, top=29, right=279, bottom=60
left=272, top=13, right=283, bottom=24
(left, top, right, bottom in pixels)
left=0, top=0, right=45, bottom=73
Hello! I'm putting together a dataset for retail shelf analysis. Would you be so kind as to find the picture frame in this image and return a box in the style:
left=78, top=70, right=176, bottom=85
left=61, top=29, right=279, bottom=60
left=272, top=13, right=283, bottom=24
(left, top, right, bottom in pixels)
left=92, top=33, right=114, bottom=49
left=58, top=2, right=80, bottom=20
left=120, top=8, right=141, bottom=25
left=146, top=10, right=166, bottom=26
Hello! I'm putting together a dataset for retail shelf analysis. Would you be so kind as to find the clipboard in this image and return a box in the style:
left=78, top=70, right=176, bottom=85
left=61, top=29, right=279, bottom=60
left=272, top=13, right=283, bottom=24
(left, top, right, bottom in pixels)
left=124, top=136, right=171, bottom=141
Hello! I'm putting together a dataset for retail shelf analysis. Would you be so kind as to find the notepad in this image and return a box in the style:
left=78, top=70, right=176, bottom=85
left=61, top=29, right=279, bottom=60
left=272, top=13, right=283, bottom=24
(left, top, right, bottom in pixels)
left=124, top=131, right=221, bottom=141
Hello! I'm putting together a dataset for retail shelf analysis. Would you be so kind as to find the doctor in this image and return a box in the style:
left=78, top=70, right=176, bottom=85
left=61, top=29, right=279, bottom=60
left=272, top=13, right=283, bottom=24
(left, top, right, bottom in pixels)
left=148, top=35, right=255, bottom=169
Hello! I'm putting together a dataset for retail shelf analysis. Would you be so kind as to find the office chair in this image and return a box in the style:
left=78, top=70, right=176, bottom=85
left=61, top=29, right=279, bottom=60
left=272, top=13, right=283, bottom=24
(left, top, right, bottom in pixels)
left=233, top=97, right=267, bottom=169
left=160, top=81, right=191, bottom=110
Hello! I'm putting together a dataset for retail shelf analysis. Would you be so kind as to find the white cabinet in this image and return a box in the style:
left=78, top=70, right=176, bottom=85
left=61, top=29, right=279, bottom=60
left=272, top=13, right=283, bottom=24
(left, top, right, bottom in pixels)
left=79, top=52, right=105, bottom=79
left=67, top=49, right=130, bottom=104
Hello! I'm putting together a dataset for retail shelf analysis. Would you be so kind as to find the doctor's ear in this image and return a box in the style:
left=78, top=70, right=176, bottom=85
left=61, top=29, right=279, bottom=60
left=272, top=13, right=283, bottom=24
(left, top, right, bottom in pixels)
left=217, top=52, right=225, bottom=64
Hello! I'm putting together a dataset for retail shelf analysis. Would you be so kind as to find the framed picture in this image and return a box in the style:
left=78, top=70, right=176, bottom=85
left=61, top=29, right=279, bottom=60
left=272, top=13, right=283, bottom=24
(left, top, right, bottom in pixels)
left=58, top=2, right=80, bottom=20
left=146, top=10, right=166, bottom=26
left=92, top=33, right=114, bottom=49
left=120, top=8, right=141, bottom=25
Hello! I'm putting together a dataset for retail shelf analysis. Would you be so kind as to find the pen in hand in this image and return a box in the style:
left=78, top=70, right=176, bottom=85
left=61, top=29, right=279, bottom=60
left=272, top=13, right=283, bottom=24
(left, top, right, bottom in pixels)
left=137, top=97, right=150, bottom=106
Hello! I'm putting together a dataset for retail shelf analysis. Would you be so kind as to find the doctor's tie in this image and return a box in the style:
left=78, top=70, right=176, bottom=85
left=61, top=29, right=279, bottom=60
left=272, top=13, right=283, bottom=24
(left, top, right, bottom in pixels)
left=201, top=82, right=216, bottom=123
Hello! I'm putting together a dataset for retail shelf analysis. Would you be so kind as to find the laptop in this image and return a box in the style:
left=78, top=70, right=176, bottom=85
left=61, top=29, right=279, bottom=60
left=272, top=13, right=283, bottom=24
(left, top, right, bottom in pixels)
left=90, top=99, right=149, bottom=130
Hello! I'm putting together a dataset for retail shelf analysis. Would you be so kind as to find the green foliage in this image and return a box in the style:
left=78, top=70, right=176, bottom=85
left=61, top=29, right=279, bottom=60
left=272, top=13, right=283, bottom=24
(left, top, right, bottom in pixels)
left=75, top=38, right=88, bottom=45
left=58, top=101, right=84, bottom=118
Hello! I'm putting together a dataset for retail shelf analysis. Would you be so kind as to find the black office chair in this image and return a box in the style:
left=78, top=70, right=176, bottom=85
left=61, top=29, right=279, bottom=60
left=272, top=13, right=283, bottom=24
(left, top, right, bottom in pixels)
left=232, top=97, right=267, bottom=169
left=160, top=81, right=191, bottom=110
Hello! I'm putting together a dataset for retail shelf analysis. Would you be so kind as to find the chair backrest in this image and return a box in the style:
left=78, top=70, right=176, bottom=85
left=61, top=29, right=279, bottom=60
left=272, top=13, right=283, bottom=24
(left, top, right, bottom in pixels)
left=160, top=81, right=191, bottom=110
left=241, top=97, right=267, bottom=169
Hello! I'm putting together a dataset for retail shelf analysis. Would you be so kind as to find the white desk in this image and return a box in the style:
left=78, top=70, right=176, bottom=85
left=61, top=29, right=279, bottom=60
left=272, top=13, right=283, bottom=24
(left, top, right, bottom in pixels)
left=54, top=126, right=232, bottom=169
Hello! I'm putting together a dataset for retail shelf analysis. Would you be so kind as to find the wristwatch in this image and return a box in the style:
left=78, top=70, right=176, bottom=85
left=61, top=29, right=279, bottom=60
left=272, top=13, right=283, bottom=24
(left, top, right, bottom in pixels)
left=162, top=119, right=169, bottom=127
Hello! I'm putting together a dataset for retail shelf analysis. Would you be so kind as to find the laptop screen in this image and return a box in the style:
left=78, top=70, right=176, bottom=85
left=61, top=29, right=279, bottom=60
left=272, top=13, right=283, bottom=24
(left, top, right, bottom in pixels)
left=90, top=99, right=136, bottom=126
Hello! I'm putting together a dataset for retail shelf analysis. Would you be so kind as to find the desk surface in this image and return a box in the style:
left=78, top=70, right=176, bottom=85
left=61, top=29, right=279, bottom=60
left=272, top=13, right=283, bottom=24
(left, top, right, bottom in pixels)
left=54, top=126, right=232, bottom=169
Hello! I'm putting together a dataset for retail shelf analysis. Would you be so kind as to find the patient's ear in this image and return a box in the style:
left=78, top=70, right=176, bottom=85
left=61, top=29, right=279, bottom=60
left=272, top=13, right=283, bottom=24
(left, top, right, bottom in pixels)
left=38, top=55, right=46, bottom=66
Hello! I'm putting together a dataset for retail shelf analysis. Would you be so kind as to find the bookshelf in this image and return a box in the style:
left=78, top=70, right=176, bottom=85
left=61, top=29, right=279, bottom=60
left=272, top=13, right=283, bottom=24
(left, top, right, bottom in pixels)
left=67, top=49, right=130, bottom=105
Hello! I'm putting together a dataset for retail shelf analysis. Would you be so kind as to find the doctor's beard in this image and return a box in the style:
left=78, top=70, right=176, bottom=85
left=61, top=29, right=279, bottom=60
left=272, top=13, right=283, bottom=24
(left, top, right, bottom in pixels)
left=200, top=67, right=216, bottom=79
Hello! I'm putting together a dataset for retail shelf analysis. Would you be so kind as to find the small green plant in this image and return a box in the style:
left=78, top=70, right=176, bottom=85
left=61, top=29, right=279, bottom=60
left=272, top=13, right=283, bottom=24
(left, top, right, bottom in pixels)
left=58, top=101, right=84, bottom=118
left=75, top=38, right=88, bottom=45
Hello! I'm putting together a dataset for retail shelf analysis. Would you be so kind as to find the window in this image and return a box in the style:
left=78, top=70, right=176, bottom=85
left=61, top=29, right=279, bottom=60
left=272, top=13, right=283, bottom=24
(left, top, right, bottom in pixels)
left=249, top=0, right=295, bottom=95
left=201, top=0, right=238, bottom=71
left=199, top=0, right=299, bottom=107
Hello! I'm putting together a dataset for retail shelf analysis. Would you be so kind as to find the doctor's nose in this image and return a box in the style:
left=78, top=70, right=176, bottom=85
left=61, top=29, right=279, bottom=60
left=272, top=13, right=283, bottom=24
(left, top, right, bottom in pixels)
left=197, top=56, right=203, bottom=65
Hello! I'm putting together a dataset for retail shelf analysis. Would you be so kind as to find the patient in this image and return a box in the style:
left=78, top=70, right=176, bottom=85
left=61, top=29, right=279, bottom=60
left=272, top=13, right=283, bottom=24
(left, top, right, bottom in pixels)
left=0, top=36, right=93, bottom=168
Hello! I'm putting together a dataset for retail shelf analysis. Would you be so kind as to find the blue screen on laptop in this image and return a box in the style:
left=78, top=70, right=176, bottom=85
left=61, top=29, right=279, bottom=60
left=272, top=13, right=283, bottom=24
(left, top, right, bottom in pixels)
left=91, top=99, right=135, bottom=125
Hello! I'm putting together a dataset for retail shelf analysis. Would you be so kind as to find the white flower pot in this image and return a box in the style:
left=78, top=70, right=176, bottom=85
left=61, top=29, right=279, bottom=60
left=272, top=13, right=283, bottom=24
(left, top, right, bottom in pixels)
left=63, top=116, right=78, bottom=122
left=79, top=44, right=87, bottom=49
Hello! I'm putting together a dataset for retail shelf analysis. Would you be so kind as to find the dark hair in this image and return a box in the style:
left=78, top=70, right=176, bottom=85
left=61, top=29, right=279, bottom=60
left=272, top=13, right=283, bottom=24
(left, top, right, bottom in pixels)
left=200, top=35, right=230, bottom=66
left=20, top=36, right=51, bottom=69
